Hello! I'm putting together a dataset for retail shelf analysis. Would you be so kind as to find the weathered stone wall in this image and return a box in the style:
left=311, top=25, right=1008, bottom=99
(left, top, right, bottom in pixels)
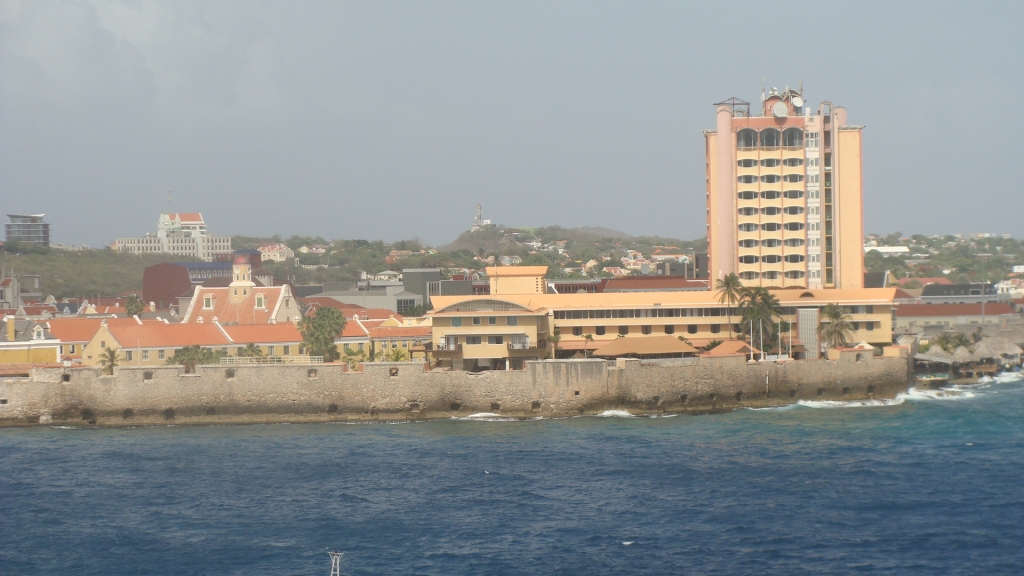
left=0, top=351, right=911, bottom=427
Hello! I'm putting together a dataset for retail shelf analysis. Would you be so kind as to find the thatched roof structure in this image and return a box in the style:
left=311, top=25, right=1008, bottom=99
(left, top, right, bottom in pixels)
left=952, top=346, right=976, bottom=363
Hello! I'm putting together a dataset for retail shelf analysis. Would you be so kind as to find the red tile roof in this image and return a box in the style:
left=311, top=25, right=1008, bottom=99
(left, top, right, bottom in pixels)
left=896, top=303, right=1015, bottom=317
left=182, top=285, right=295, bottom=325
left=221, top=323, right=302, bottom=344
left=46, top=317, right=156, bottom=343
left=108, top=323, right=231, bottom=349
left=368, top=326, right=431, bottom=339
left=169, top=212, right=204, bottom=223
left=896, top=277, right=952, bottom=287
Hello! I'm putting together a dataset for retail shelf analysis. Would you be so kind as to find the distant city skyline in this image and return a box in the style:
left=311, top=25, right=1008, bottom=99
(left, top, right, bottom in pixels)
left=2, top=1, right=1023, bottom=247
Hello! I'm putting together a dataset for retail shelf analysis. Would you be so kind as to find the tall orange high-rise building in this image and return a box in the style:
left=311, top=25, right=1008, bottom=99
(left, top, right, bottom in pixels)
left=704, top=85, right=864, bottom=289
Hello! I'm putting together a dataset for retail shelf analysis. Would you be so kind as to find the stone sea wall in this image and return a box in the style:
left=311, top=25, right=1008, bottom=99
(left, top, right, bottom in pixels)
left=0, top=350, right=911, bottom=426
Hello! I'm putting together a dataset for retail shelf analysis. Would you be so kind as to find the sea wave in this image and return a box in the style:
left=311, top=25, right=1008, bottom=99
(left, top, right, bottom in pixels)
left=596, top=410, right=635, bottom=418
left=454, top=413, right=521, bottom=422
left=797, top=398, right=906, bottom=409
left=898, top=386, right=976, bottom=402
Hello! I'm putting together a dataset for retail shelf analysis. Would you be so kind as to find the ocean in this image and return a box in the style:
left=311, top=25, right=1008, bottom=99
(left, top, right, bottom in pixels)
left=2, top=377, right=1024, bottom=575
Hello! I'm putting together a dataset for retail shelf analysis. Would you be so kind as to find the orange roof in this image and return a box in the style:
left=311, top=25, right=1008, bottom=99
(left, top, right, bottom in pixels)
left=170, top=212, right=204, bottom=223
left=702, top=340, right=761, bottom=357
left=350, top=308, right=403, bottom=321
left=221, top=323, right=302, bottom=344
left=108, top=323, right=230, bottom=349
left=182, top=285, right=293, bottom=324
left=340, top=320, right=370, bottom=338
left=47, top=317, right=155, bottom=343
left=368, top=326, right=431, bottom=339
left=896, top=303, right=1014, bottom=317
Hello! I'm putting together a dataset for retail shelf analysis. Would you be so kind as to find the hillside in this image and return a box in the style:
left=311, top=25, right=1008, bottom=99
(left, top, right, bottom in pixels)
left=0, top=247, right=171, bottom=300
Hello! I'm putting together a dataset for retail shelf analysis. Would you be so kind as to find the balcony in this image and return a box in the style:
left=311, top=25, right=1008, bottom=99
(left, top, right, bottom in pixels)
left=427, top=341, right=462, bottom=353
left=508, top=338, right=544, bottom=351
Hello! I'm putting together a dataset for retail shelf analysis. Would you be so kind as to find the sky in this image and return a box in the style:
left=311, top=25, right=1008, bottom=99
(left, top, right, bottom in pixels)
left=2, top=1, right=1023, bottom=247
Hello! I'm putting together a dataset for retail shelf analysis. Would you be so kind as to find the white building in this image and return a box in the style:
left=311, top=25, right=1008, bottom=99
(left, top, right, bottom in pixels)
left=116, top=213, right=232, bottom=262
left=258, top=243, right=296, bottom=262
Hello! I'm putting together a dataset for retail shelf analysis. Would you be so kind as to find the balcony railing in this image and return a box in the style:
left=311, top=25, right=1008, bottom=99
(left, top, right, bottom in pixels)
left=507, top=340, right=533, bottom=350
left=431, top=341, right=462, bottom=352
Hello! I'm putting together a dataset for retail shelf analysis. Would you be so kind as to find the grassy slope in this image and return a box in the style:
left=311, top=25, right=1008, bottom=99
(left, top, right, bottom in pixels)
left=0, top=249, right=174, bottom=300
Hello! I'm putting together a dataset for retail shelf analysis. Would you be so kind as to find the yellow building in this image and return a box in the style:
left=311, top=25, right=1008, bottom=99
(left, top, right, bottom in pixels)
left=428, top=266, right=896, bottom=369
left=0, top=318, right=60, bottom=364
left=705, top=86, right=864, bottom=289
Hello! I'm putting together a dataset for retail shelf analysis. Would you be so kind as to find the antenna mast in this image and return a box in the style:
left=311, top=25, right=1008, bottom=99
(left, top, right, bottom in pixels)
left=328, top=551, right=344, bottom=576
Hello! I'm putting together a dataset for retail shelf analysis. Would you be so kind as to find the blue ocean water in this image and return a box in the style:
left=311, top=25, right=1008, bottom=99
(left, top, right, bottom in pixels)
left=3, top=379, right=1024, bottom=575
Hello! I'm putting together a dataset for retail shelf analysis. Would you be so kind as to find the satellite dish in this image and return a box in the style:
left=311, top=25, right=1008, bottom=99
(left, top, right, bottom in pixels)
left=792, top=96, right=804, bottom=108
left=772, top=101, right=788, bottom=118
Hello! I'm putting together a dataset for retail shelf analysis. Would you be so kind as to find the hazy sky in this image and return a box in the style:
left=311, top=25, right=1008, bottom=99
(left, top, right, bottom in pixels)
left=2, top=1, right=1022, bottom=247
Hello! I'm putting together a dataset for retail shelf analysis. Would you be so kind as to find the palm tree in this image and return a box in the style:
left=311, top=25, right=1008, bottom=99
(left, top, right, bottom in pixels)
left=238, top=343, right=264, bottom=358
left=738, top=287, right=783, bottom=352
left=99, top=347, right=119, bottom=376
left=548, top=330, right=561, bottom=360
left=125, top=295, right=145, bottom=318
left=933, top=332, right=955, bottom=353
left=715, top=273, right=743, bottom=340
left=818, top=303, right=855, bottom=354
left=583, top=333, right=594, bottom=358
left=388, top=347, right=408, bottom=362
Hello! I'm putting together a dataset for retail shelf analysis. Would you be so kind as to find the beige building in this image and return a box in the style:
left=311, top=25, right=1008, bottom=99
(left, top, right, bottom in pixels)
left=115, top=212, right=232, bottom=262
left=705, top=86, right=863, bottom=289
left=428, top=266, right=897, bottom=370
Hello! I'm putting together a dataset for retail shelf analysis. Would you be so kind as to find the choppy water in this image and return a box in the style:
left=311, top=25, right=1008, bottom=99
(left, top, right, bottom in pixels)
left=3, top=376, right=1024, bottom=575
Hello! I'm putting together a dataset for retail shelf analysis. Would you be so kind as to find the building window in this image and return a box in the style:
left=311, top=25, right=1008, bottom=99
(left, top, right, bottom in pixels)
left=664, top=325, right=675, bottom=334
left=710, top=324, right=721, bottom=334
left=159, top=349, right=165, bottom=360
left=738, top=223, right=759, bottom=232
left=783, top=206, right=804, bottom=215
left=487, top=336, right=504, bottom=345
left=687, top=325, right=698, bottom=334
left=572, top=327, right=583, bottom=336
left=739, top=255, right=759, bottom=264
left=783, top=174, right=804, bottom=183
left=784, top=189, right=804, bottom=199
left=142, top=350, right=149, bottom=361
left=761, top=206, right=781, bottom=215
left=808, top=189, right=820, bottom=199
left=782, top=127, right=804, bottom=148
left=806, top=132, right=819, bottom=148
left=619, top=326, right=629, bottom=336
left=738, top=175, right=757, bottom=184
left=737, top=159, right=757, bottom=167
left=808, top=174, right=820, bottom=183
left=204, top=296, right=213, bottom=309
left=784, top=222, right=805, bottom=231
left=782, top=158, right=804, bottom=167
left=762, top=255, right=782, bottom=264
left=762, top=271, right=779, bottom=280
left=125, top=351, right=133, bottom=361
left=738, top=207, right=758, bottom=216
left=268, top=346, right=275, bottom=356
left=784, top=238, right=805, bottom=247
left=255, top=295, right=265, bottom=309
left=737, top=128, right=757, bottom=149
left=739, top=271, right=759, bottom=280
left=596, top=326, right=606, bottom=335
left=69, top=344, right=76, bottom=353
left=761, top=190, right=781, bottom=200
left=284, top=346, right=290, bottom=355
left=507, top=316, right=518, bottom=326
left=738, top=191, right=758, bottom=200
left=808, top=206, right=820, bottom=216
left=761, top=223, right=782, bottom=231
left=809, top=254, right=821, bottom=263
left=358, top=343, right=364, bottom=351
left=472, top=317, right=481, bottom=325
left=451, top=318, right=462, bottom=327
left=641, top=325, right=652, bottom=335
left=760, top=128, right=781, bottom=148
left=760, top=174, right=781, bottom=183
left=809, top=222, right=820, bottom=231
left=760, top=158, right=781, bottom=167
left=466, top=336, right=482, bottom=345
left=785, top=254, right=805, bottom=263
left=488, top=316, right=497, bottom=325
left=739, top=239, right=759, bottom=248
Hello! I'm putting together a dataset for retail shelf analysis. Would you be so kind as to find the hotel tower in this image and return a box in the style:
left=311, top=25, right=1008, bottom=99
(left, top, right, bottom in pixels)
left=704, top=85, right=864, bottom=289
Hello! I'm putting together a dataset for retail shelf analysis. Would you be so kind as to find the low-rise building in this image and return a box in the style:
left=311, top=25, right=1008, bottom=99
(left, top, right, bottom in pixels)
left=258, top=243, right=295, bottom=262
left=180, top=257, right=301, bottom=324
left=895, top=303, right=1016, bottom=332
left=0, top=317, right=60, bottom=364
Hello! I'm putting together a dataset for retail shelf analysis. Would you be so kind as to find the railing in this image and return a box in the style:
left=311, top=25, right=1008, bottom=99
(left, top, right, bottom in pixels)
left=508, top=340, right=532, bottom=350
left=432, top=342, right=462, bottom=352
left=220, top=356, right=324, bottom=365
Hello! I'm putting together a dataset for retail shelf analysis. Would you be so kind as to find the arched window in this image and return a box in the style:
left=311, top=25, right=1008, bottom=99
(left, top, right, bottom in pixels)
left=760, top=128, right=781, bottom=149
left=760, top=190, right=781, bottom=200
left=738, top=191, right=758, bottom=200
left=739, top=255, right=759, bottom=264
left=738, top=175, right=757, bottom=183
left=739, top=271, right=760, bottom=280
left=784, top=222, right=805, bottom=231
left=784, top=238, right=805, bottom=247
left=762, top=239, right=781, bottom=247
left=785, top=254, right=805, bottom=263
left=738, top=239, right=759, bottom=248
left=738, top=223, right=759, bottom=232
left=783, top=174, right=804, bottom=183
left=785, top=270, right=806, bottom=279
left=783, top=158, right=804, bottom=166
left=761, top=174, right=781, bottom=183
left=737, top=129, right=758, bottom=149
left=783, top=206, right=804, bottom=215
left=762, top=255, right=782, bottom=264
left=762, top=271, right=779, bottom=279
left=783, top=128, right=804, bottom=148
left=737, top=159, right=757, bottom=167
left=762, top=223, right=782, bottom=231
left=784, top=189, right=804, bottom=199
left=761, top=207, right=781, bottom=216
left=738, top=207, right=758, bottom=216
left=760, top=158, right=781, bottom=167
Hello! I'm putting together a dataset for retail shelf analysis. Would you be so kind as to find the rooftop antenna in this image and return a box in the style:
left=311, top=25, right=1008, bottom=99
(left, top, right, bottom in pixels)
left=760, top=77, right=766, bottom=109
left=328, top=550, right=344, bottom=576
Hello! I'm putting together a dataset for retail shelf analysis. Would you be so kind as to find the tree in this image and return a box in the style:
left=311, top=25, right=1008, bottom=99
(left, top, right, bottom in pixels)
left=548, top=330, right=561, bottom=360
left=817, top=304, right=855, bottom=353
left=125, top=295, right=145, bottom=317
left=583, top=333, right=594, bottom=358
left=166, top=345, right=223, bottom=374
left=298, top=307, right=345, bottom=362
left=238, top=343, right=264, bottom=358
left=387, top=347, right=408, bottom=362
left=738, top=287, right=783, bottom=351
left=715, top=273, right=743, bottom=340
left=99, top=347, right=119, bottom=376
left=703, top=340, right=723, bottom=352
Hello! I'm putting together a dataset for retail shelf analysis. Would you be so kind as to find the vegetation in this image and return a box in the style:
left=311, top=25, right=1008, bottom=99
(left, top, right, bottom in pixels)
left=931, top=331, right=974, bottom=353
left=99, top=347, right=120, bottom=376
left=738, top=287, right=784, bottom=351
left=166, top=346, right=224, bottom=373
left=298, top=306, right=345, bottom=362
left=125, top=295, right=145, bottom=317
left=387, top=348, right=408, bottom=362
left=237, top=343, right=264, bottom=358
left=715, top=273, right=743, bottom=340
left=817, top=304, right=855, bottom=352
left=0, top=248, right=171, bottom=300
left=548, top=331, right=561, bottom=360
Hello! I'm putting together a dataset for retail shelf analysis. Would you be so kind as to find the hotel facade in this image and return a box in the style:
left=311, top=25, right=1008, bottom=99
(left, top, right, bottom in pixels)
left=704, top=86, right=864, bottom=289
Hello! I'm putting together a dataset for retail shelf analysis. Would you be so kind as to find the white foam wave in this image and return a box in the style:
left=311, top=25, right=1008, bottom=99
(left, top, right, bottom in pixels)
left=454, top=413, right=520, bottom=421
left=797, top=398, right=905, bottom=409
left=899, top=386, right=975, bottom=401
left=994, top=372, right=1024, bottom=383
left=596, top=410, right=635, bottom=418
left=747, top=404, right=801, bottom=412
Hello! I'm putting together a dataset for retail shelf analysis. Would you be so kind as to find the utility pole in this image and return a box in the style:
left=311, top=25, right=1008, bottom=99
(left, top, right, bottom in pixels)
left=328, top=550, right=344, bottom=576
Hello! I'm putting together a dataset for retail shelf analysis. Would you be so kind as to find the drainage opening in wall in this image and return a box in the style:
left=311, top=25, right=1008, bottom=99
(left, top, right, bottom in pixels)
left=408, top=402, right=421, bottom=412
left=490, top=402, right=501, bottom=411
left=389, top=367, right=399, bottom=377
left=708, top=393, right=717, bottom=402
left=327, top=404, right=339, bottom=414
left=61, top=373, right=71, bottom=382
left=531, top=401, right=541, bottom=411
left=308, top=368, right=318, bottom=379
left=735, top=391, right=744, bottom=401
left=842, top=387, right=851, bottom=395
left=817, top=388, right=826, bottom=396
left=81, top=409, right=95, bottom=421
left=0, top=399, right=7, bottom=405
left=122, top=408, right=134, bottom=419
left=679, top=394, right=688, bottom=404
left=205, top=407, right=217, bottom=416
left=225, top=368, right=236, bottom=379
left=143, top=371, right=153, bottom=381
left=163, top=408, right=175, bottom=420
left=789, top=389, right=798, bottom=398
left=574, top=390, right=580, bottom=396
left=450, top=402, right=461, bottom=411
left=867, top=385, right=876, bottom=394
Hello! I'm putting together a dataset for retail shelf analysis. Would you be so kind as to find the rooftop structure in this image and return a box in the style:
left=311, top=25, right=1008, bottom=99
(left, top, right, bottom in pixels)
left=116, top=212, right=232, bottom=262
left=705, top=84, right=864, bottom=289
